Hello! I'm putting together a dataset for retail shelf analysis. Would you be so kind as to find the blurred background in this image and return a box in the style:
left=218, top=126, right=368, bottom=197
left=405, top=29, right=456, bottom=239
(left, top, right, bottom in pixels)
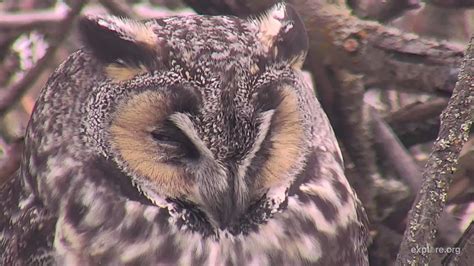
left=0, top=0, right=473, bottom=265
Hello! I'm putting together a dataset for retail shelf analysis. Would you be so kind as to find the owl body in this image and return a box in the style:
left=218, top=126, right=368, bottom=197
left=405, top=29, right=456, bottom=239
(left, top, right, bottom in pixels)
left=1, top=4, right=369, bottom=265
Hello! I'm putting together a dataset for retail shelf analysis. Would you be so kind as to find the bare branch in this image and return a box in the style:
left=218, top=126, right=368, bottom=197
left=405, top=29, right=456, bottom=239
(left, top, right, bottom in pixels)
left=0, top=5, right=69, bottom=30
left=444, top=137, right=474, bottom=204
left=98, top=0, right=139, bottom=19
left=372, top=110, right=422, bottom=191
left=305, top=55, right=337, bottom=120
left=291, top=0, right=464, bottom=94
left=0, top=1, right=87, bottom=116
left=369, top=224, right=404, bottom=265
left=448, top=192, right=474, bottom=204
left=348, top=0, right=421, bottom=22
left=395, top=4, right=472, bottom=42
left=397, top=37, right=473, bottom=265
left=332, top=70, right=376, bottom=207
left=442, top=221, right=474, bottom=265
left=427, top=0, right=474, bottom=8
left=133, top=5, right=195, bottom=19
left=385, top=98, right=449, bottom=147
left=372, top=109, right=462, bottom=245
left=0, top=4, right=194, bottom=31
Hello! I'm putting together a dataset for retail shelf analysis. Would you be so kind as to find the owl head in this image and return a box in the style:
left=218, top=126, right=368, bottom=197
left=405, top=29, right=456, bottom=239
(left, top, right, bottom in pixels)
left=13, top=3, right=369, bottom=264
left=77, top=3, right=310, bottom=229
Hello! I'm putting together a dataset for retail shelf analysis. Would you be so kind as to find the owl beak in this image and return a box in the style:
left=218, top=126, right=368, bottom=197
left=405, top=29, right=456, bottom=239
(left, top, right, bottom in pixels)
left=191, top=161, right=252, bottom=230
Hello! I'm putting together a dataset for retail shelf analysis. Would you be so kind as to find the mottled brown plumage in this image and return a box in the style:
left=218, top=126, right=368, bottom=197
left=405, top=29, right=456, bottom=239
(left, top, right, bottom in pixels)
left=1, top=3, right=369, bottom=265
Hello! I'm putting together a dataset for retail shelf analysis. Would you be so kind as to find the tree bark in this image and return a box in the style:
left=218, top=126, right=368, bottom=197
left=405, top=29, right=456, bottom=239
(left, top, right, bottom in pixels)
left=396, top=37, right=473, bottom=266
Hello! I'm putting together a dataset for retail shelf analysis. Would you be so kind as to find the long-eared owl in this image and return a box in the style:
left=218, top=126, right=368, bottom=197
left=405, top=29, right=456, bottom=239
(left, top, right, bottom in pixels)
left=1, top=3, right=369, bottom=265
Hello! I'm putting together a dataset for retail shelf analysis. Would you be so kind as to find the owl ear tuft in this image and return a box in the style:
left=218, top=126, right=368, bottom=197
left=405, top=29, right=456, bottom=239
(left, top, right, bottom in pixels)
left=252, top=3, right=308, bottom=69
left=79, top=16, right=161, bottom=81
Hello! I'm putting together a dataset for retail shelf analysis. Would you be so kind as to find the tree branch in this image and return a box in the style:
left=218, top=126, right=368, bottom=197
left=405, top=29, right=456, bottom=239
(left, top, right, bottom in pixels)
left=0, top=1, right=87, bottom=116
left=442, top=221, right=474, bottom=265
left=372, top=110, right=422, bottom=191
left=332, top=69, right=376, bottom=208
left=427, top=0, right=474, bottom=8
left=0, top=4, right=69, bottom=30
left=291, top=0, right=464, bottom=94
left=385, top=98, right=449, bottom=147
left=397, top=36, right=473, bottom=265
left=371, top=107, right=461, bottom=246
left=0, top=4, right=194, bottom=31
left=348, top=0, right=421, bottom=22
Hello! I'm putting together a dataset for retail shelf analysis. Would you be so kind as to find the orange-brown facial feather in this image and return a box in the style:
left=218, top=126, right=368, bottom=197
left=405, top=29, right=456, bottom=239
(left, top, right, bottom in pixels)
left=110, top=91, right=191, bottom=198
left=105, top=64, right=148, bottom=81
left=258, top=87, right=304, bottom=190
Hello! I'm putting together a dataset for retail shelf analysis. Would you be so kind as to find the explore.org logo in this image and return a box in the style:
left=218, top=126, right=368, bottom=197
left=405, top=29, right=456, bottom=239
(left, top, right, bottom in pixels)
left=410, top=244, right=461, bottom=255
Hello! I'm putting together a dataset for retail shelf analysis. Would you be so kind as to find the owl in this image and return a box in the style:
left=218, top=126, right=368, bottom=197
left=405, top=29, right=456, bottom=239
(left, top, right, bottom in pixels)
left=0, top=3, right=369, bottom=265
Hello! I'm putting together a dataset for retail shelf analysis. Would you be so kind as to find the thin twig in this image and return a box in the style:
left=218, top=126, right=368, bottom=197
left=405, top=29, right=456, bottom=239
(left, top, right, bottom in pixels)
left=397, top=37, right=473, bottom=265
left=0, top=1, right=87, bottom=116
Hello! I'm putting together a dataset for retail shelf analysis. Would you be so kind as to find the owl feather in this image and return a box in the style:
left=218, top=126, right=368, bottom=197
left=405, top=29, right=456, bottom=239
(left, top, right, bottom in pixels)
left=1, top=3, right=369, bottom=265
